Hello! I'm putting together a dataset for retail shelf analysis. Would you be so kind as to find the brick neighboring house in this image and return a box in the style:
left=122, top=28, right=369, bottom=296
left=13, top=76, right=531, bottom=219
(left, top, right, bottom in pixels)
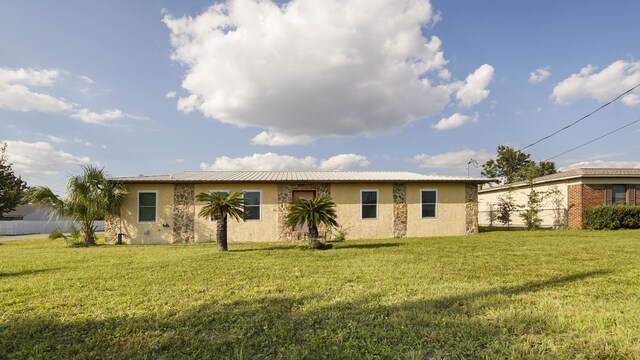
left=478, top=168, right=640, bottom=229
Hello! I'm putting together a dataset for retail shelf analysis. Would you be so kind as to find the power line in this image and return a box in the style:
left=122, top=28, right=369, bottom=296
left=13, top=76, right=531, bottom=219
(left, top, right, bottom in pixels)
left=544, top=117, right=640, bottom=161
left=520, top=82, right=640, bottom=152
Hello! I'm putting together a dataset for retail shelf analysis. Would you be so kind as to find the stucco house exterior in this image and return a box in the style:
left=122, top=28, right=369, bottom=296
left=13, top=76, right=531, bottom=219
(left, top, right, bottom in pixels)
left=478, top=168, right=640, bottom=229
left=105, top=171, right=488, bottom=244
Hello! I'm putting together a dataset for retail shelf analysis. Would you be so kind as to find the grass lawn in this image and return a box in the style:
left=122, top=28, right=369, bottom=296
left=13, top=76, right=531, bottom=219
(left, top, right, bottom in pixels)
left=1, top=230, right=640, bottom=359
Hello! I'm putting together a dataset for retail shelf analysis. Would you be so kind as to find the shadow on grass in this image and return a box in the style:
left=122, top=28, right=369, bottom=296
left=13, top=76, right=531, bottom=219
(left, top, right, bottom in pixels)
left=335, top=242, right=402, bottom=250
left=0, top=268, right=60, bottom=278
left=0, top=269, right=613, bottom=359
left=230, top=245, right=298, bottom=253
left=431, top=269, right=612, bottom=309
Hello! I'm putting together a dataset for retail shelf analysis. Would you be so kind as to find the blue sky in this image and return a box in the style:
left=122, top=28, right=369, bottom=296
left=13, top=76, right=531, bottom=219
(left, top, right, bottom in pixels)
left=1, top=0, right=639, bottom=194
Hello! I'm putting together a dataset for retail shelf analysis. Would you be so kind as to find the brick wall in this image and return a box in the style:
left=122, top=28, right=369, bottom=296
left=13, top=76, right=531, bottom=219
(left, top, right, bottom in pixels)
left=567, top=184, right=605, bottom=229
left=567, top=184, right=581, bottom=229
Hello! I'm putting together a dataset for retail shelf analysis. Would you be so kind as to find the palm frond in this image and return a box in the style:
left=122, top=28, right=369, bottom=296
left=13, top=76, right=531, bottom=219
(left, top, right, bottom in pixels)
left=196, top=191, right=245, bottom=222
left=286, top=196, right=338, bottom=229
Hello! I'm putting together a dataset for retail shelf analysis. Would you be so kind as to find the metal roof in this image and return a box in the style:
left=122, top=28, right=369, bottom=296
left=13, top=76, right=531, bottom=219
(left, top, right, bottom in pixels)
left=479, top=168, right=640, bottom=193
left=110, top=171, right=489, bottom=184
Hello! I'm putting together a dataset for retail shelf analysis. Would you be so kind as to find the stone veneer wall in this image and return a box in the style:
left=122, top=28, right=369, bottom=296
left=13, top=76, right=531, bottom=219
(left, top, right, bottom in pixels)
left=465, top=184, right=479, bottom=235
left=567, top=184, right=605, bottom=229
left=173, top=184, right=195, bottom=243
left=392, top=183, right=407, bottom=238
left=277, top=183, right=331, bottom=241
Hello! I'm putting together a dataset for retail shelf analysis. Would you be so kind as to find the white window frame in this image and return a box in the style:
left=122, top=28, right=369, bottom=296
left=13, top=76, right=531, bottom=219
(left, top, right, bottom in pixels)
left=137, top=190, right=158, bottom=224
left=360, top=189, right=379, bottom=220
left=243, top=190, right=262, bottom=222
left=420, top=188, right=438, bottom=219
left=207, top=189, right=230, bottom=222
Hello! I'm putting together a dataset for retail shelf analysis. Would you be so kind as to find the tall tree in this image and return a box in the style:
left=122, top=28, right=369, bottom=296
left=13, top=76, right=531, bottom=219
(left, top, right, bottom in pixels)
left=482, top=145, right=556, bottom=184
left=195, top=191, right=245, bottom=251
left=24, top=165, right=126, bottom=245
left=0, top=143, right=28, bottom=218
left=286, top=196, right=338, bottom=250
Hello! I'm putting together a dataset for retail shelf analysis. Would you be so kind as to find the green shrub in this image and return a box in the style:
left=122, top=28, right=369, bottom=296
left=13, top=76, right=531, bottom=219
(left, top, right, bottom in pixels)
left=583, top=205, right=640, bottom=230
left=331, top=225, right=350, bottom=242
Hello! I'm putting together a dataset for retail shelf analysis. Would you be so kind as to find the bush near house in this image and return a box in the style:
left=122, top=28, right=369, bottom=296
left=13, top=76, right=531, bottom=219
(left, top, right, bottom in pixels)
left=583, top=205, right=640, bottom=230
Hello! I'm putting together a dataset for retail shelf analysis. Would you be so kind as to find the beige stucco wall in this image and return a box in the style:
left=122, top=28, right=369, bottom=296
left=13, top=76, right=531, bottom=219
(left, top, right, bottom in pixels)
left=317, top=182, right=470, bottom=239
left=478, top=181, right=569, bottom=228
left=117, top=181, right=475, bottom=244
left=405, top=183, right=468, bottom=237
left=193, top=184, right=279, bottom=243
left=331, top=183, right=394, bottom=240
left=119, top=184, right=175, bottom=244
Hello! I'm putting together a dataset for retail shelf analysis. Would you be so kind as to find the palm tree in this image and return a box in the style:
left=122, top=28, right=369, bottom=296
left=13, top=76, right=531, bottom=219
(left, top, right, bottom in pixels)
left=24, top=165, right=126, bottom=245
left=196, top=191, right=245, bottom=251
left=286, top=196, right=338, bottom=249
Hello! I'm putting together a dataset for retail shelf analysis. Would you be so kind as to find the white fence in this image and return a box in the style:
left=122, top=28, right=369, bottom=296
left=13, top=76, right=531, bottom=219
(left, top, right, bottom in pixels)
left=0, top=221, right=105, bottom=235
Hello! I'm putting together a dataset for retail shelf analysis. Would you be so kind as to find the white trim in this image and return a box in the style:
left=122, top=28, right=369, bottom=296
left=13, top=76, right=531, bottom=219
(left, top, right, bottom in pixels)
left=360, top=189, right=379, bottom=220
left=243, top=189, right=262, bottom=222
left=420, top=188, right=438, bottom=219
left=137, top=190, right=158, bottom=224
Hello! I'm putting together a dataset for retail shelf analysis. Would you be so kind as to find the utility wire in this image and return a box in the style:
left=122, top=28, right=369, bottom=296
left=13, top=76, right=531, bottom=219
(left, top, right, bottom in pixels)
left=520, top=82, right=640, bottom=152
left=544, top=117, right=640, bottom=161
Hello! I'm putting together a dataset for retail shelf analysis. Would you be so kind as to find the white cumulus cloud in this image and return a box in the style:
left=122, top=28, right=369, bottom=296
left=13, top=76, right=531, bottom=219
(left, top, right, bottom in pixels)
left=431, top=112, right=478, bottom=131
left=560, top=160, right=640, bottom=170
left=72, top=108, right=124, bottom=124
left=319, top=154, right=370, bottom=171
left=1, top=140, right=91, bottom=177
left=0, top=67, right=72, bottom=113
left=451, top=64, right=494, bottom=107
left=164, top=0, right=493, bottom=143
left=45, top=135, right=65, bottom=144
left=0, top=66, right=147, bottom=124
left=165, top=91, right=177, bottom=99
left=200, top=152, right=370, bottom=171
left=551, top=60, right=640, bottom=106
left=529, top=66, right=551, bottom=84
left=412, top=149, right=492, bottom=171
left=251, top=131, right=315, bottom=146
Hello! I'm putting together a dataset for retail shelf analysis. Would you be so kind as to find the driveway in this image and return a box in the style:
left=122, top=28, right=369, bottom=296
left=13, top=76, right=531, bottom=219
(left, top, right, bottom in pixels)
left=0, top=233, right=52, bottom=242
left=0, top=232, right=106, bottom=242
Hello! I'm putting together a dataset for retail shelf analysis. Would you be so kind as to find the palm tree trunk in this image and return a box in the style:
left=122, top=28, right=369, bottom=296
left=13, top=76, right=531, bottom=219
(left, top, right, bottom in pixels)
left=83, top=219, right=96, bottom=245
left=216, top=217, right=229, bottom=251
left=309, top=225, right=321, bottom=249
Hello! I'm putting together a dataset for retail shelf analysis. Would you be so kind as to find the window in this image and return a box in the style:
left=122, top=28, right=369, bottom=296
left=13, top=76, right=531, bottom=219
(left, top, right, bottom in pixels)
left=361, top=190, right=378, bottom=219
left=208, top=190, right=229, bottom=222
left=244, top=191, right=261, bottom=220
left=612, top=185, right=627, bottom=205
left=421, top=189, right=437, bottom=219
left=138, top=191, right=157, bottom=223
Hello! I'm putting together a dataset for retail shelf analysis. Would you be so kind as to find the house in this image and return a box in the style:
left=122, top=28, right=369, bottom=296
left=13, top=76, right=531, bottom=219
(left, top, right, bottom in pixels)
left=1, top=204, right=40, bottom=221
left=106, top=171, right=488, bottom=244
left=478, top=168, right=640, bottom=229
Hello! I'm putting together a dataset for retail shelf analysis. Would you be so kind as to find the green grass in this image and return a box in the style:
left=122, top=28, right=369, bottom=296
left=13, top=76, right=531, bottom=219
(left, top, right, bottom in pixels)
left=1, top=230, right=640, bottom=359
